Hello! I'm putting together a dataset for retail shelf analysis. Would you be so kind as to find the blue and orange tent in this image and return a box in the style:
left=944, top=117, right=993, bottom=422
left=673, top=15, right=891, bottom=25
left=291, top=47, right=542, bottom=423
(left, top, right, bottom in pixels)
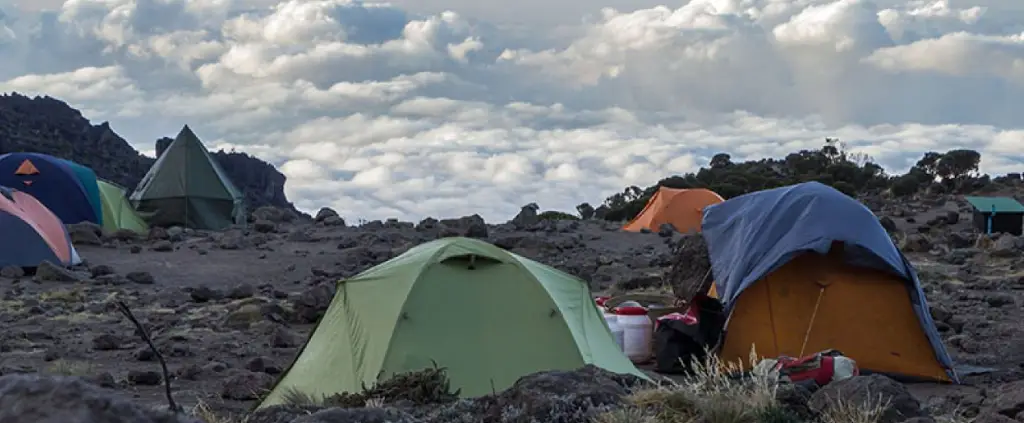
left=0, top=185, right=80, bottom=267
left=0, top=153, right=101, bottom=225
left=701, top=182, right=957, bottom=383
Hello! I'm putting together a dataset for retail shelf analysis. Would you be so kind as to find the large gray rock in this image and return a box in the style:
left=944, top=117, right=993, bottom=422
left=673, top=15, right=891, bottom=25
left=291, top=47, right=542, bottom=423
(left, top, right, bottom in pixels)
left=510, top=205, right=539, bottom=229
left=292, top=408, right=419, bottom=423
left=0, top=373, right=200, bottom=423
left=808, top=375, right=928, bottom=423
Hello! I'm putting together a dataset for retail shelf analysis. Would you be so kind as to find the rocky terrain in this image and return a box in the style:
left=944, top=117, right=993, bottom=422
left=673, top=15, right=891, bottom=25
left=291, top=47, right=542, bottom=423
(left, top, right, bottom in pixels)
left=0, top=199, right=1021, bottom=423
left=0, top=93, right=297, bottom=212
left=1, top=95, right=1022, bottom=422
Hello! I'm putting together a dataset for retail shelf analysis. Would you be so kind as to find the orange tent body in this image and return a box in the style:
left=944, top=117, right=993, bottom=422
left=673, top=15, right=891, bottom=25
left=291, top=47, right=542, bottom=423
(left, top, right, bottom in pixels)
left=623, top=188, right=724, bottom=233
left=715, top=244, right=952, bottom=382
left=0, top=186, right=76, bottom=267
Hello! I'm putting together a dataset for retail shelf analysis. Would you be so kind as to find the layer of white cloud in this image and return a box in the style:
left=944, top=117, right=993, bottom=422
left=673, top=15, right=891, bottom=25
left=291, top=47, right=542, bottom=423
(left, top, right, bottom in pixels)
left=1, top=0, right=1023, bottom=222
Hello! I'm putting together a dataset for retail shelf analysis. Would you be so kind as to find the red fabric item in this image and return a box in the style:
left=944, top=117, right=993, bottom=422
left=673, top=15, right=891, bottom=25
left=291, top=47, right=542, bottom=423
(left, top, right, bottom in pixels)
left=776, top=352, right=837, bottom=385
left=615, top=306, right=648, bottom=316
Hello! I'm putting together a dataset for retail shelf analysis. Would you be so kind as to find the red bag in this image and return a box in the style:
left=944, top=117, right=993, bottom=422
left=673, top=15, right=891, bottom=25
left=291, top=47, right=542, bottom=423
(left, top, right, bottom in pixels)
left=773, top=349, right=859, bottom=386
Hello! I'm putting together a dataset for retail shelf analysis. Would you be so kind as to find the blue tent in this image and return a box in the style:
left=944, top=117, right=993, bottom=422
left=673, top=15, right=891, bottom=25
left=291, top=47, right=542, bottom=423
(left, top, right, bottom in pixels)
left=0, top=153, right=101, bottom=225
left=57, top=158, right=103, bottom=223
left=701, top=181, right=957, bottom=382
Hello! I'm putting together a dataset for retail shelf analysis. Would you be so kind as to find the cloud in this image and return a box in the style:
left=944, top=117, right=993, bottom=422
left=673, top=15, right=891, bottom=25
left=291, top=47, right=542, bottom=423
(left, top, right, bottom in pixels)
left=0, top=0, right=1022, bottom=223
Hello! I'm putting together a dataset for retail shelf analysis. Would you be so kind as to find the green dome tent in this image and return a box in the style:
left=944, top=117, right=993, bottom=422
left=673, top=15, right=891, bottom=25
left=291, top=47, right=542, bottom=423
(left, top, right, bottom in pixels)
left=257, top=237, right=647, bottom=409
left=97, top=180, right=149, bottom=233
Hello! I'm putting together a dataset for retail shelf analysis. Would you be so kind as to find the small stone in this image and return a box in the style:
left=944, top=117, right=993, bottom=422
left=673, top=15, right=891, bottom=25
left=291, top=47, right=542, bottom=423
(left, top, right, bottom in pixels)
left=0, top=266, right=24, bottom=279
left=151, top=240, right=174, bottom=252
left=190, top=285, right=223, bottom=303
left=127, top=370, right=162, bottom=386
left=89, top=264, right=116, bottom=277
left=253, top=220, right=277, bottom=233
left=126, top=271, right=155, bottom=285
left=33, top=261, right=82, bottom=282
left=91, top=334, right=122, bottom=351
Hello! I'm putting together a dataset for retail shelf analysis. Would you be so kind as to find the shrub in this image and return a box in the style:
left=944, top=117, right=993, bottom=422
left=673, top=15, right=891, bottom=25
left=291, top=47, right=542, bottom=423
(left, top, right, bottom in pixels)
left=595, top=144, right=999, bottom=222
left=538, top=211, right=580, bottom=221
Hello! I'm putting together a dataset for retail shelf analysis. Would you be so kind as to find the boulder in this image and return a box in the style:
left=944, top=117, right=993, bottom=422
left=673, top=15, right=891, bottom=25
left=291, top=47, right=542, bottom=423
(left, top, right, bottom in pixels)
left=0, top=373, right=200, bottom=423
left=808, top=375, right=928, bottom=423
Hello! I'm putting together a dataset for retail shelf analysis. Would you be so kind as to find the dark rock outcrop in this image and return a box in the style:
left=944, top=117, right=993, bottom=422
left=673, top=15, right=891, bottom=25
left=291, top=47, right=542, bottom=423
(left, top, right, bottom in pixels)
left=0, top=94, right=150, bottom=190
left=249, top=364, right=650, bottom=423
left=0, top=93, right=297, bottom=213
left=0, top=373, right=200, bottom=423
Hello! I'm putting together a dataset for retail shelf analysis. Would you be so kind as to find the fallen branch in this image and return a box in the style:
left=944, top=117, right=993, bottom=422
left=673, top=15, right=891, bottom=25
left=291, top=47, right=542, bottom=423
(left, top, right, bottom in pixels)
left=115, top=300, right=181, bottom=413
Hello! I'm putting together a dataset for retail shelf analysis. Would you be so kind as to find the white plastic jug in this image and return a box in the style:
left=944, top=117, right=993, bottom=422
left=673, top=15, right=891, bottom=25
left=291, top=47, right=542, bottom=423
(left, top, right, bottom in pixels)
left=603, top=314, right=625, bottom=351
left=615, top=306, right=653, bottom=363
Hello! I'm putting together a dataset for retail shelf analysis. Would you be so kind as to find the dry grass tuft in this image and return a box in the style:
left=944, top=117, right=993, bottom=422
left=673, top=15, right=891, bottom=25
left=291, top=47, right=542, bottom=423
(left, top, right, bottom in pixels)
left=364, top=396, right=386, bottom=408
left=933, top=409, right=977, bottom=423
left=46, top=359, right=95, bottom=376
left=191, top=400, right=240, bottom=423
left=40, top=288, right=86, bottom=304
left=592, top=406, right=658, bottom=423
left=597, top=345, right=907, bottom=423
left=818, top=392, right=889, bottom=423
left=595, top=346, right=789, bottom=423
left=281, top=386, right=325, bottom=406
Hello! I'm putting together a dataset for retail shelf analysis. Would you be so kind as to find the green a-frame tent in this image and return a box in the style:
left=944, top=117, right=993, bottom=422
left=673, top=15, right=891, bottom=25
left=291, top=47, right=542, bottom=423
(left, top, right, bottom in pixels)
left=257, top=237, right=647, bottom=409
left=129, top=125, right=246, bottom=230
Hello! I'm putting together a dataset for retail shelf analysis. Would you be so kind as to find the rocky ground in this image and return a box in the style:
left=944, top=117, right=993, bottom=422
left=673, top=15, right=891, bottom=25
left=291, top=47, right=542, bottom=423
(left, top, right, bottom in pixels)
left=0, top=202, right=1023, bottom=423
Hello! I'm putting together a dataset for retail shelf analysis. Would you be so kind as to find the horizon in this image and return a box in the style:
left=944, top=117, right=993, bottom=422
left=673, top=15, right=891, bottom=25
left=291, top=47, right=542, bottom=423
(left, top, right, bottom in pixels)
left=0, top=0, right=1022, bottom=221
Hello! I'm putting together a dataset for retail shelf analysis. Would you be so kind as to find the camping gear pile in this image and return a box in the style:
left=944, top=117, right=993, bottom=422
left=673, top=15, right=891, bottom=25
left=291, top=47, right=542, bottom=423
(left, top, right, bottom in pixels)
left=0, top=125, right=247, bottom=269
left=754, top=349, right=860, bottom=388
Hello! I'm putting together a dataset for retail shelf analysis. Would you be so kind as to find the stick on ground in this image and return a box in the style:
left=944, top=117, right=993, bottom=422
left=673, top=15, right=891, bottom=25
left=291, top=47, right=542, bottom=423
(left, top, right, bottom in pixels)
left=115, top=300, right=182, bottom=413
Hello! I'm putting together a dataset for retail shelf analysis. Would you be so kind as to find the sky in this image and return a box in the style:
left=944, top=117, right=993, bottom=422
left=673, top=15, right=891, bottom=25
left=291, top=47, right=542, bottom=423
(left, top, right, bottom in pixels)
left=0, top=0, right=1022, bottom=222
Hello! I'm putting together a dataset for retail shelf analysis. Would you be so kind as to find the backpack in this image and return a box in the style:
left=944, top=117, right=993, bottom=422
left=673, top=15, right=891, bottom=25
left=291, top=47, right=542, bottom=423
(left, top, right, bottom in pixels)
left=653, top=295, right=725, bottom=374
left=767, top=349, right=859, bottom=386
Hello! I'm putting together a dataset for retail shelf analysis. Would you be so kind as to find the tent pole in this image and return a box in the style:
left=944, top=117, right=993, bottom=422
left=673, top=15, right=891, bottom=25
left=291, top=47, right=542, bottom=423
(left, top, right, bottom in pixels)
left=798, top=287, right=825, bottom=357
left=987, top=205, right=994, bottom=235
left=184, top=135, right=189, bottom=229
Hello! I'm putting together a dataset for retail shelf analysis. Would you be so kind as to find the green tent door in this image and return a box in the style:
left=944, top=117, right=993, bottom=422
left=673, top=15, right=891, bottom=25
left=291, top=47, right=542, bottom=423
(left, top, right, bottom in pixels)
left=382, top=256, right=587, bottom=396
left=257, top=237, right=646, bottom=409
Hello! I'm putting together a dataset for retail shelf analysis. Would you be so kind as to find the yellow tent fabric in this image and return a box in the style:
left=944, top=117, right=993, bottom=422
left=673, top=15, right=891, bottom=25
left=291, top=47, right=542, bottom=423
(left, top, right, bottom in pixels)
left=716, top=246, right=952, bottom=382
left=623, top=187, right=724, bottom=233
left=97, top=180, right=149, bottom=233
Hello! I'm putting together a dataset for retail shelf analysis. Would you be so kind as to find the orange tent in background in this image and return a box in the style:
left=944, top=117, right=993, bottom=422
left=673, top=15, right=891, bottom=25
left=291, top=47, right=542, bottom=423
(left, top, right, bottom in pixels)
left=622, top=187, right=724, bottom=233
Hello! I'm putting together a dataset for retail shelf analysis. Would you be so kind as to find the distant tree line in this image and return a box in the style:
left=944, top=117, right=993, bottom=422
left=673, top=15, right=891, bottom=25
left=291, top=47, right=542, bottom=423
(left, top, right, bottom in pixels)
left=558, top=138, right=1015, bottom=223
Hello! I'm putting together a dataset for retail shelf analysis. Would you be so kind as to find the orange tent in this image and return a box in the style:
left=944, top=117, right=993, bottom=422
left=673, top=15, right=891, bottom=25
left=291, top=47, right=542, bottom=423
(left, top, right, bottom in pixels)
left=622, top=187, right=724, bottom=233
left=714, top=244, right=952, bottom=382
